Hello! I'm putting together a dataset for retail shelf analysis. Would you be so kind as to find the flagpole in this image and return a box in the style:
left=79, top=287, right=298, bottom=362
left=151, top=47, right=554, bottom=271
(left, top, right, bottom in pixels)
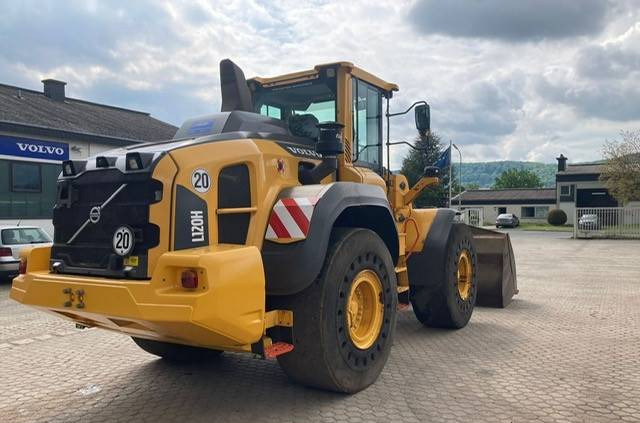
left=448, top=139, right=452, bottom=208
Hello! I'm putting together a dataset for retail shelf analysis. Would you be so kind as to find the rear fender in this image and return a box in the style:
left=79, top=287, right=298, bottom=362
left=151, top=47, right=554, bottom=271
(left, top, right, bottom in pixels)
left=262, top=182, right=398, bottom=296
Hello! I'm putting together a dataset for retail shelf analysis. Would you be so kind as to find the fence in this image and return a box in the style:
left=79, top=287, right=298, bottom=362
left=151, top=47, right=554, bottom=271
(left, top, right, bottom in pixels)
left=461, top=208, right=483, bottom=227
left=574, top=207, right=640, bottom=239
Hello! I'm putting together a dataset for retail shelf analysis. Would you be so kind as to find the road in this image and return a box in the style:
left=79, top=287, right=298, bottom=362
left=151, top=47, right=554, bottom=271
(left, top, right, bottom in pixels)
left=1, top=231, right=639, bottom=422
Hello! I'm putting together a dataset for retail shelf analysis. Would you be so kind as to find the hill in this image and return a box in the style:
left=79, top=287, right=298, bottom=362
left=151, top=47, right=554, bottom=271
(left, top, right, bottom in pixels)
left=452, top=161, right=557, bottom=188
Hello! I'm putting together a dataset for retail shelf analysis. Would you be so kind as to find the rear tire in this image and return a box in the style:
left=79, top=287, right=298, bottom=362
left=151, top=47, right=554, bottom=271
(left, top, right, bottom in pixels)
left=410, top=224, right=477, bottom=329
left=273, top=228, right=397, bottom=393
left=131, top=337, right=223, bottom=362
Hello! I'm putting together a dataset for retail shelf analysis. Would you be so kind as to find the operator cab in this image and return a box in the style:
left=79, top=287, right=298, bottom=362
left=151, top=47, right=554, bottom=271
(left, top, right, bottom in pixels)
left=249, top=61, right=398, bottom=173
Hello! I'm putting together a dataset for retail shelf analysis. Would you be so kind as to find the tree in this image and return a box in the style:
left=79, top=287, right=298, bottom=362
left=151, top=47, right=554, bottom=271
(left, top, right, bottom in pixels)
left=493, top=168, right=543, bottom=189
left=400, top=131, right=451, bottom=207
left=465, top=183, right=480, bottom=190
left=600, top=130, right=640, bottom=204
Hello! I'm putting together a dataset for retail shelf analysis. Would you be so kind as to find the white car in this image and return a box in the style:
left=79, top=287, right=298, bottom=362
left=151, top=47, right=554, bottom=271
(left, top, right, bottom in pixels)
left=0, top=226, right=52, bottom=281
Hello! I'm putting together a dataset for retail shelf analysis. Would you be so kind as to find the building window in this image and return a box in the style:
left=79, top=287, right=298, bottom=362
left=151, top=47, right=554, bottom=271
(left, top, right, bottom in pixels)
left=521, top=206, right=549, bottom=219
left=11, top=162, right=41, bottom=192
left=560, top=185, right=570, bottom=196
left=1, top=160, right=59, bottom=219
left=497, top=207, right=507, bottom=214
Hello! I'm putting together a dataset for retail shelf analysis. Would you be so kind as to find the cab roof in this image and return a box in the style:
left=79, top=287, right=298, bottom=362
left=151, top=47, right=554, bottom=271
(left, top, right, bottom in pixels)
left=248, top=61, right=399, bottom=95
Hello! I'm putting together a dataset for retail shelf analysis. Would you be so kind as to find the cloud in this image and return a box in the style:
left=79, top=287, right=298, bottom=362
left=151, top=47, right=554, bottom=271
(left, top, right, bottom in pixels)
left=410, top=0, right=611, bottom=42
left=535, top=23, right=640, bottom=122
left=0, top=0, right=639, bottom=167
left=576, top=23, right=640, bottom=79
left=536, top=76, right=640, bottom=122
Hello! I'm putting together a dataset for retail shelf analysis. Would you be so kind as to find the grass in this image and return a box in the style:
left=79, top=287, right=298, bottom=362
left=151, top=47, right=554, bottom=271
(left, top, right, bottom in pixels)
left=518, top=223, right=573, bottom=232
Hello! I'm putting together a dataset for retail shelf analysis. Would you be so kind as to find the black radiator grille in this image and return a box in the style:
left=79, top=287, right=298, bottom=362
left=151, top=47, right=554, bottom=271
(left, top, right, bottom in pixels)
left=51, top=169, right=161, bottom=278
left=218, top=164, right=251, bottom=244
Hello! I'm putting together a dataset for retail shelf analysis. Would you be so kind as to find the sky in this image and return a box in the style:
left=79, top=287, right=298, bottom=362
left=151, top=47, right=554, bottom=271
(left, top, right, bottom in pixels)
left=1, top=0, right=639, bottom=168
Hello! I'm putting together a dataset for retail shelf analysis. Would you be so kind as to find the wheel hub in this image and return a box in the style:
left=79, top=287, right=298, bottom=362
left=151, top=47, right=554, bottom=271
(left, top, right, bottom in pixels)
left=457, top=249, right=473, bottom=301
left=346, top=270, right=384, bottom=350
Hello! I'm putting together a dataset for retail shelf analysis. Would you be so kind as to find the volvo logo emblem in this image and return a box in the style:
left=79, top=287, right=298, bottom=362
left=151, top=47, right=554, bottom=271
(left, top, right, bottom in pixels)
left=67, top=183, right=127, bottom=245
left=89, top=206, right=101, bottom=223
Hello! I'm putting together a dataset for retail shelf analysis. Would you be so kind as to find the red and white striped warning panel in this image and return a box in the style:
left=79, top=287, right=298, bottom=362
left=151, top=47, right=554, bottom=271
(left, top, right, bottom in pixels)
left=266, top=197, right=319, bottom=241
left=265, top=184, right=331, bottom=243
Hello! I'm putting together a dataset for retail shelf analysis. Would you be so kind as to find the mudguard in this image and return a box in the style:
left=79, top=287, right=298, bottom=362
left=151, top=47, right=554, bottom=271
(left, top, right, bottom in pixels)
left=262, top=182, right=398, bottom=296
left=407, top=208, right=458, bottom=290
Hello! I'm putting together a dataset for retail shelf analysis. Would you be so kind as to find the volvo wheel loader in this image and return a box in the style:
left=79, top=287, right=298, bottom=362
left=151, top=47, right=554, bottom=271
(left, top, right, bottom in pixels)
left=11, top=59, right=517, bottom=393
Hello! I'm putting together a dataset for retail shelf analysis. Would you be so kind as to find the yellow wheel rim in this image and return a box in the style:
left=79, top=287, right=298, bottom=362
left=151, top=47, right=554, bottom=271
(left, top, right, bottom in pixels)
left=346, top=270, right=384, bottom=350
left=457, top=249, right=473, bottom=301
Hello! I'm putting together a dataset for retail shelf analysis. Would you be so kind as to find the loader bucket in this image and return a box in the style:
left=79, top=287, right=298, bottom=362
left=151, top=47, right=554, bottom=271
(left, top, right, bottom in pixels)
left=468, top=226, right=518, bottom=308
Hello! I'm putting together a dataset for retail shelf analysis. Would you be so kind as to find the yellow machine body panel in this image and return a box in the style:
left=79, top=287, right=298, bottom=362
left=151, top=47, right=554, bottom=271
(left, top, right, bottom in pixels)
left=11, top=243, right=266, bottom=351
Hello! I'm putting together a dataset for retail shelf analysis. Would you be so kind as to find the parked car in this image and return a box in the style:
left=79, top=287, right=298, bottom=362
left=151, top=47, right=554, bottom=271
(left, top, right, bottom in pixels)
left=496, top=213, right=520, bottom=228
left=578, top=214, right=599, bottom=230
left=0, top=226, right=52, bottom=281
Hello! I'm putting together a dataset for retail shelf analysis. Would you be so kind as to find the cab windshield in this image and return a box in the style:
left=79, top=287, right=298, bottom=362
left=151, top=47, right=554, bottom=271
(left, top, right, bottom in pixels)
left=253, top=77, right=337, bottom=139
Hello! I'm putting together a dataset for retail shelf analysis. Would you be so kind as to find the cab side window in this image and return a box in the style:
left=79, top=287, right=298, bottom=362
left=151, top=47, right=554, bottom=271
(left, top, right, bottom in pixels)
left=352, top=78, right=382, bottom=168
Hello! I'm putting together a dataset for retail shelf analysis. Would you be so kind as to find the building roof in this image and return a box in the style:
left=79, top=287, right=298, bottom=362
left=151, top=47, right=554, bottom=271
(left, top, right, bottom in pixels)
left=557, top=162, right=603, bottom=176
left=452, top=188, right=556, bottom=205
left=0, top=82, right=177, bottom=143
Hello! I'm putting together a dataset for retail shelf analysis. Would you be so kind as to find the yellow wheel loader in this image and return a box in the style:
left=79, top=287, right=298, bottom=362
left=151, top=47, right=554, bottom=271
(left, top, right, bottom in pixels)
left=10, top=59, right=517, bottom=393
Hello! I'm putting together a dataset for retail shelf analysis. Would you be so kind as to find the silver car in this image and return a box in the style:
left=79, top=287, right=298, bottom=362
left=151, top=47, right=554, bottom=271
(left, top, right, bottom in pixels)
left=0, top=226, right=52, bottom=281
left=496, top=213, right=520, bottom=228
left=578, top=214, right=599, bottom=230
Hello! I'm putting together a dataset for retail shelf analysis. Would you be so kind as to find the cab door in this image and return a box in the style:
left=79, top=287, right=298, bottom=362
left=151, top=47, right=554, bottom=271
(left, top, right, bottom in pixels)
left=352, top=78, right=383, bottom=174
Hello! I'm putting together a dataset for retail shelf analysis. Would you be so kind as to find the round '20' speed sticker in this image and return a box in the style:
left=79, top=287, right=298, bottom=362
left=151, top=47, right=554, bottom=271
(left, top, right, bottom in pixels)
left=191, top=168, right=211, bottom=193
left=113, top=226, right=134, bottom=256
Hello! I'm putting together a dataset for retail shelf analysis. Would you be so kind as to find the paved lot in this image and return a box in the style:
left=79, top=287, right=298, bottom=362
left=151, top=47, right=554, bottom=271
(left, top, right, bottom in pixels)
left=1, top=231, right=639, bottom=423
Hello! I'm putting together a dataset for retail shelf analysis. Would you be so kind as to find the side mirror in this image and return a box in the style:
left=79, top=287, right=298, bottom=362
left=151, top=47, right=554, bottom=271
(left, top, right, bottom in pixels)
left=415, top=104, right=430, bottom=132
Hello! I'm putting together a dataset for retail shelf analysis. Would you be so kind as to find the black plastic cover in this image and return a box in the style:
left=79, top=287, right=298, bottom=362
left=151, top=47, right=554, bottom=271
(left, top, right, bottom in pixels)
left=51, top=169, right=161, bottom=279
left=174, top=185, right=209, bottom=250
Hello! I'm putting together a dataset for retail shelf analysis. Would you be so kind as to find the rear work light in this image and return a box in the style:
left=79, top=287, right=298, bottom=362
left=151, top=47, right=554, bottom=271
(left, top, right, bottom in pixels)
left=62, top=160, right=75, bottom=176
left=181, top=269, right=198, bottom=289
left=0, top=247, right=12, bottom=257
left=19, top=258, right=27, bottom=274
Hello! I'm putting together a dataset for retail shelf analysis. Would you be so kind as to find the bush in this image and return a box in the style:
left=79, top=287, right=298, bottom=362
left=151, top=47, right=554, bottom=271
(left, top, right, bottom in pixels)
left=547, top=209, right=567, bottom=226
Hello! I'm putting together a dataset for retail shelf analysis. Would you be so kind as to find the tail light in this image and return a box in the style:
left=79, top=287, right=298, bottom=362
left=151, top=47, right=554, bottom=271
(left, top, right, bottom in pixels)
left=0, top=247, right=12, bottom=257
left=181, top=269, right=198, bottom=289
left=19, top=258, right=27, bottom=274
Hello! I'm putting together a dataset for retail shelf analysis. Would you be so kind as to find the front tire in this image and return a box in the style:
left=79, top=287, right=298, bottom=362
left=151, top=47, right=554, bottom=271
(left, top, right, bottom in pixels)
left=410, top=224, right=477, bottom=329
left=274, top=228, right=397, bottom=393
left=132, top=337, right=223, bottom=362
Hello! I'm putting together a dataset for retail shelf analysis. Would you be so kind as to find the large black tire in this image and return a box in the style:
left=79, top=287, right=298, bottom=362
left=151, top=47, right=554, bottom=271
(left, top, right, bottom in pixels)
left=410, top=224, right=477, bottom=329
left=131, top=337, right=223, bottom=362
left=273, top=228, right=397, bottom=393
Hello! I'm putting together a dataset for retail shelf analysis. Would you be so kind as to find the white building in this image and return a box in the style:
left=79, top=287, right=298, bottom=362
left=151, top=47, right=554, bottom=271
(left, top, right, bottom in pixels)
left=452, top=154, right=624, bottom=226
left=452, top=188, right=556, bottom=226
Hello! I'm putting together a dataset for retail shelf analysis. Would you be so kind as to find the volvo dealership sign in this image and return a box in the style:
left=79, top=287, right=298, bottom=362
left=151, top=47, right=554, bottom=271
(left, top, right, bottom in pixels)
left=0, top=135, right=69, bottom=162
